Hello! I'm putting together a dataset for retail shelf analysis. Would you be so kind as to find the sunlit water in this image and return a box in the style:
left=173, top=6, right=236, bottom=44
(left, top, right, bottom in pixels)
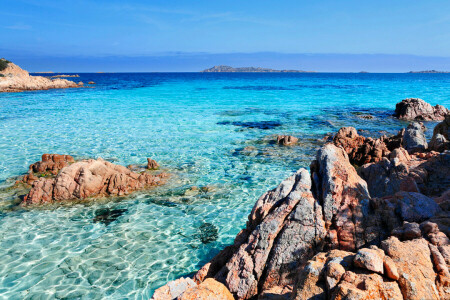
left=0, top=73, right=449, bottom=299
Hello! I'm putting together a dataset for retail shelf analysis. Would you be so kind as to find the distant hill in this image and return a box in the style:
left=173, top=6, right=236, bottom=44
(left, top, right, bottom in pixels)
left=408, top=70, right=449, bottom=73
left=201, top=65, right=314, bottom=73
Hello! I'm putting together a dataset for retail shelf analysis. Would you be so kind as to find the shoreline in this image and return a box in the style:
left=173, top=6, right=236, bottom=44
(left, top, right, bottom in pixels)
left=153, top=100, right=450, bottom=299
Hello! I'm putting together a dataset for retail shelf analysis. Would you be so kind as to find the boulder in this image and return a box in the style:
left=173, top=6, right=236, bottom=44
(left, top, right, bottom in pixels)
left=22, top=158, right=167, bottom=205
left=147, top=158, right=160, bottom=170
left=276, top=135, right=298, bottom=146
left=353, top=246, right=385, bottom=274
left=429, top=115, right=450, bottom=152
left=292, top=249, right=403, bottom=300
left=403, top=122, right=427, bottom=153
left=310, top=144, right=371, bottom=250
left=394, top=98, right=449, bottom=121
left=391, top=222, right=422, bottom=241
left=178, top=278, right=233, bottom=300
left=381, top=237, right=441, bottom=299
left=152, top=277, right=196, bottom=300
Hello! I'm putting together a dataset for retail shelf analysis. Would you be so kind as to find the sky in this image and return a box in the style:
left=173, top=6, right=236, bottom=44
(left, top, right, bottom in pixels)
left=1, top=0, right=450, bottom=72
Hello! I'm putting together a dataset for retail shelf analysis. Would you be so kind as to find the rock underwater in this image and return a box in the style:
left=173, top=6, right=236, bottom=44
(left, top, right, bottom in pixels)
left=18, top=155, right=167, bottom=206
left=155, top=119, right=449, bottom=299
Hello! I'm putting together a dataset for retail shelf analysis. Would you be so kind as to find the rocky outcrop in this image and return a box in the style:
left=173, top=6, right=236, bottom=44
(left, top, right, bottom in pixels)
left=276, top=135, right=298, bottom=146
left=310, top=144, right=371, bottom=251
left=332, top=126, right=403, bottom=165
left=292, top=222, right=449, bottom=300
left=403, top=122, right=427, bottom=153
left=359, top=148, right=449, bottom=198
left=394, top=98, right=449, bottom=121
left=22, top=158, right=167, bottom=206
left=0, top=61, right=82, bottom=92
left=155, top=119, right=450, bottom=299
left=430, top=115, right=450, bottom=152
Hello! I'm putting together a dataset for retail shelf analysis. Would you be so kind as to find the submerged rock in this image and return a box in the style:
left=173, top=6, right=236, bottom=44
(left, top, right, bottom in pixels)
left=394, top=98, right=449, bottom=121
left=93, top=208, right=128, bottom=226
left=276, top=135, right=298, bottom=146
left=197, top=223, right=218, bottom=244
left=22, top=158, right=168, bottom=206
left=217, top=120, right=282, bottom=130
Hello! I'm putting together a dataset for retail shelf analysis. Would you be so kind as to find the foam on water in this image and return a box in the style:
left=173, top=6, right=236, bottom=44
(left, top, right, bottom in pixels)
left=0, top=73, right=449, bottom=298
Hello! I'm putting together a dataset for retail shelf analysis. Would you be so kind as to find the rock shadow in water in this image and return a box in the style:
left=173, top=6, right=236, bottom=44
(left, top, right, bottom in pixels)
left=93, top=208, right=128, bottom=226
left=197, top=222, right=219, bottom=244
left=217, top=120, right=282, bottom=130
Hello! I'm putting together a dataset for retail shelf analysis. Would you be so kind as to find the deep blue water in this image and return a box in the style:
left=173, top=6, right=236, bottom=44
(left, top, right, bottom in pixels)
left=0, top=72, right=449, bottom=299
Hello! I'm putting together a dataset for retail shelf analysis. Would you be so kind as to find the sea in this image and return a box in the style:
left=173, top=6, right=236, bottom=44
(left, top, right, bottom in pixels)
left=0, top=72, right=449, bottom=299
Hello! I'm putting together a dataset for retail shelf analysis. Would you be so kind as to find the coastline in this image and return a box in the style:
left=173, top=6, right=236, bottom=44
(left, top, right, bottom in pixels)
left=153, top=100, right=450, bottom=299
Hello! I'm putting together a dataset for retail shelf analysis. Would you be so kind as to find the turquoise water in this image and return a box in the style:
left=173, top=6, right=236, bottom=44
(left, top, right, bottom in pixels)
left=0, top=73, right=449, bottom=299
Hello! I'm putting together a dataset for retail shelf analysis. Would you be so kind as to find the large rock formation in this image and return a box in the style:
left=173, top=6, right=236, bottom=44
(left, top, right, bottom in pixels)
left=394, top=98, right=449, bottom=121
left=0, top=61, right=82, bottom=92
left=332, top=127, right=403, bottom=166
left=292, top=222, right=450, bottom=300
left=155, top=120, right=449, bottom=299
left=21, top=158, right=167, bottom=206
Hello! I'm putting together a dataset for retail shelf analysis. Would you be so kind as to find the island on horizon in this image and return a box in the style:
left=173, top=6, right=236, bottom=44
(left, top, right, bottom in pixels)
left=201, top=65, right=314, bottom=73
left=408, top=70, right=450, bottom=73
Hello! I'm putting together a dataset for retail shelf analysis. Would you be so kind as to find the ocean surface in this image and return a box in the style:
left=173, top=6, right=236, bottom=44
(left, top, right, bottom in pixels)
left=0, top=72, right=449, bottom=299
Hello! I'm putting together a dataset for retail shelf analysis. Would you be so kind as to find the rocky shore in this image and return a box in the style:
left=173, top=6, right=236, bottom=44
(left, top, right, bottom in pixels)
left=0, top=59, right=83, bottom=92
left=154, top=99, right=450, bottom=299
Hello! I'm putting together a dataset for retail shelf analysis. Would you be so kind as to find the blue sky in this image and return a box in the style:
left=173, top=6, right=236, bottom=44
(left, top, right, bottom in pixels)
left=1, top=0, right=450, bottom=71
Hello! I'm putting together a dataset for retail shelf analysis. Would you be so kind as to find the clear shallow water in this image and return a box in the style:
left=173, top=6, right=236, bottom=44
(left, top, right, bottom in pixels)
left=0, top=73, right=449, bottom=299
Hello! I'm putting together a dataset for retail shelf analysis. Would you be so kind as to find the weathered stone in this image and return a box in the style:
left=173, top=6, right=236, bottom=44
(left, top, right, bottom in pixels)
left=353, top=247, right=384, bottom=274
left=391, top=222, right=422, bottom=241
left=383, top=256, right=399, bottom=280
left=147, top=158, right=160, bottom=170
left=276, top=135, right=298, bottom=146
left=381, top=237, right=440, bottom=300
left=332, top=127, right=391, bottom=165
left=178, top=278, right=233, bottom=300
left=213, top=169, right=323, bottom=299
left=311, top=144, right=370, bottom=251
left=394, top=98, right=449, bottom=121
left=22, top=158, right=167, bottom=205
left=385, top=192, right=441, bottom=223
left=325, top=261, right=346, bottom=291
left=0, top=62, right=82, bottom=92
left=403, top=122, right=428, bottom=153
left=29, top=154, right=75, bottom=175
left=429, top=115, right=450, bottom=152
left=152, top=277, right=196, bottom=300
